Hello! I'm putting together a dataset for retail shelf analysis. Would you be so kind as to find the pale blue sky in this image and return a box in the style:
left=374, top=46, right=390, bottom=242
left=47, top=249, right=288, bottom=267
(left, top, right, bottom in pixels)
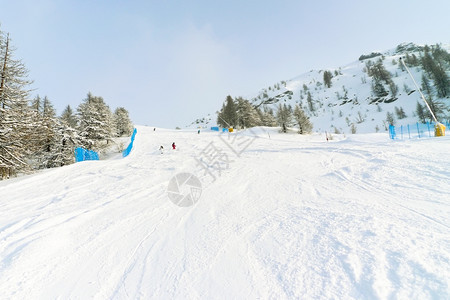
left=1, top=0, right=449, bottom=128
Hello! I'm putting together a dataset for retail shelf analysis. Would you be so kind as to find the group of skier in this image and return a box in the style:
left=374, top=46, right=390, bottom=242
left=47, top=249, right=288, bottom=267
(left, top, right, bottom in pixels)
left=154, top=127, right=201, bottom=154
left=153, top=128, right=177, bottom=154
left=159, top=142, right=176, bottom=154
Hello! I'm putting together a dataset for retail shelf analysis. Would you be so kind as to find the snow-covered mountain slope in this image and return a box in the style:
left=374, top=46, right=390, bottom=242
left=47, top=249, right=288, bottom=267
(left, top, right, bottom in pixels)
left=1, top=126, right=449, bottom=299
left=193, top=43, right=450, bottom=133
left=249, top=43, right=450, bottom=134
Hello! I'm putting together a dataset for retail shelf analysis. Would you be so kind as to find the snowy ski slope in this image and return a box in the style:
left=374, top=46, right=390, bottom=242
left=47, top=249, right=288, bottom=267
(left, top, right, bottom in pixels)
left=0, top=126, right=449, bottom=299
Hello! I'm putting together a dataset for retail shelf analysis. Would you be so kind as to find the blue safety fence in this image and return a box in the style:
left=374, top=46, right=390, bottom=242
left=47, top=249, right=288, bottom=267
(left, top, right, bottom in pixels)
left=123, top=128, right=137, bottom=157
left=211, top=126, right=219, bottom=131
left=75, top=147, right=99, bottom=162
left=389, top=121, right=449, bottom=140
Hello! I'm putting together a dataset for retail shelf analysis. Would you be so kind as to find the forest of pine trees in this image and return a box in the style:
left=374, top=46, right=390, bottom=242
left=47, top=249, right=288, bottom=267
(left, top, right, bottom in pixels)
left=217, top=95, right=312, bottom=134
left=0, top=28, right=133, bottom=179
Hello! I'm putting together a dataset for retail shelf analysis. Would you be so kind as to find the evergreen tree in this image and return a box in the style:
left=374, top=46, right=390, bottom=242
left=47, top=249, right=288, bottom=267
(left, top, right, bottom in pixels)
left=30, top=95, right=42, bottom=115
left=421, top=48, right=435, bottom=75
left=366, top=59, right=393, bottom=84
left=410, top=54, right=419, bottom=66
left=416, top=102, right=426, bottom=123
left=386, top=111, right=396, bottom=126
left=39, top=114, right=56, bottom=167
left=235, top=97, right=261, bottom=128
left=45, top=119, right=78, bottom=167
left=405, top=53, right=420, bottom=67
left=260, top=107, right=277, bottom=127
left=431, top=43, right=450, bottom=64
left=77, top=92, right=114, bottom=149
left=276, top=103, right=293, bottom=133
left=217, top=102, right=227, bottom=127
left=61, top=105, right=78, bottom=128
left=32, top=120, right=54, bottom=169
left=113, top=107, right=133, bottom=136
left=0, top=29, right=34, bottom=178
left=432, top=65, right=449, bottom=98
left=421, top=74, right=433, bottom=98
left=217, top=95, right=237, bottom=128
left=306, top=91, right=315, bottom=112
left=394, top=106, right=407, bottom=119
left=389, top=82, right=399, bottom=97
left=421, top=47, right=450, bottom=98
left=256, top=107, right=265, bottom=125
left=42, top=96, right=56, bottom=119
left=293, top=105, right=313, bottom=134
left=29, top=96, right=61, bottom=169
left=427, top=98, right=447, bottom=120
left=372, top=78, right=388, bottom=97
left=323, top=70, right=333, bottom=88
left=355, top=111, right=365, bottom=123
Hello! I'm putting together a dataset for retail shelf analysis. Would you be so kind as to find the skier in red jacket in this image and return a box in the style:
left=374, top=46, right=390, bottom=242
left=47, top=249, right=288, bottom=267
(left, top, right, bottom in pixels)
left=172, top=142, right=176, bottom=150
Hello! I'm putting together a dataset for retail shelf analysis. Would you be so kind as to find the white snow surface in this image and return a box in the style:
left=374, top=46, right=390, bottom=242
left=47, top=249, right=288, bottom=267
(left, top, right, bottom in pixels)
left=1, top=125, right=449, bottom=299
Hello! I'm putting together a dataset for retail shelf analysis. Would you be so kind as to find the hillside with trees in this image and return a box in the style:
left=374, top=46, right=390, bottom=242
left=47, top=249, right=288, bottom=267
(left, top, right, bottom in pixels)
left=216, top=95, right=312, bottom=134
left=249, top=42, right=449, bottom=134
left=0, top=27, right=133, bottom=179
left=194, top=42, right=449, bottom=135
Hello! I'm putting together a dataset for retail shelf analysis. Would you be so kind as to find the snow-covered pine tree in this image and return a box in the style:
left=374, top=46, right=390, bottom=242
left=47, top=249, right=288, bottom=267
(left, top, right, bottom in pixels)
left=372, top=78, right=388, bottom=97
left=77, top=92, right=113, bottom=149
left=261, top=107, right=277, bottom=127
left=216, top=102, right=227, bottom=128
left=236, top=97, right=261, bottom=129
left=45, top=119, right=78, bottom=167
left=386, top=111, right=396, bottom=126
left=427, top=98, right=447, bottom=120
left=42, top=96, right=55, bottom=119
left=60, top=105, right=78, bottom=128
left=34, top=96, right=61, bottom=169
left=421, top=46, right=450, bottom=98
left=367, top=58, right=393, bottom=85
left=113, top=107, right=133, bottom=137
left=416, top=102, right=426, bottom=123
left=394, top=106, right=407, bottom=119
left=30, top=95, right=42, bottom=115
left=306, top=91, right=315, bottom=112
left=217, top=95, right=238, bottom=128
left=323, top=70, right=333, bottom=88
left=421, top=74, right=433, bottom=98
left=0, top=29, right=34, bottom=178
left=389, top=82, right=399, bottom=97
left=293, top=105, right=313, bottom=134
left=276, top=103, right=293, bottom=133
left=256, top=107, right=276, bottom=127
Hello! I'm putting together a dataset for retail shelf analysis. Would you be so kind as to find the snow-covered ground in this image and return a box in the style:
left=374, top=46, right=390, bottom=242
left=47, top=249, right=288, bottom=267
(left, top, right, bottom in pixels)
left=1, top=125, right=449, bottom=299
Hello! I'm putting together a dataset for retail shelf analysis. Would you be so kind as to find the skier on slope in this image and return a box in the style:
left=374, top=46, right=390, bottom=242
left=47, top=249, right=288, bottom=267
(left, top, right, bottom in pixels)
left=172, top=142, right=176, bottom=150
left=159, top=145, right=164, bottom=154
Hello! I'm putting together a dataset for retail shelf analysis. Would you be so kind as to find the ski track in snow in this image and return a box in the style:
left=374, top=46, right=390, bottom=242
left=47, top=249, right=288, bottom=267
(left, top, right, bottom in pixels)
left=0, top=126, right=449, bottom=299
